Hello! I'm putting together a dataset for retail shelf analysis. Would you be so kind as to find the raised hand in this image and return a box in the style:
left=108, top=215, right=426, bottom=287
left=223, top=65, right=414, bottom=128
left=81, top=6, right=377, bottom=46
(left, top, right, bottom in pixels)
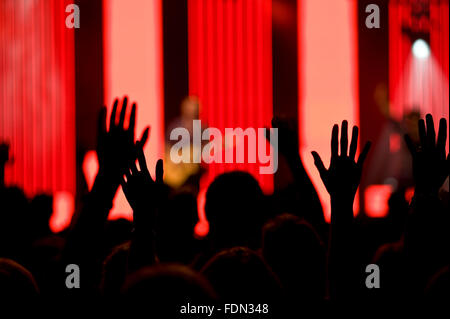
left=121, top=136, right=164, bottom=230
left=96, top=97, right=149, bottom=191
left=404, top=114, right=449, bottom=195
left=311, top=120, right=371, bottom=204
left=313, top=121, right=371, bottom=300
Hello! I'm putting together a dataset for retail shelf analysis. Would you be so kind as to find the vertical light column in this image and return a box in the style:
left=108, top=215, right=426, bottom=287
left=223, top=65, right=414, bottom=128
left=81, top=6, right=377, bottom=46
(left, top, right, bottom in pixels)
left=103, top=0, right=164, bottom=219
left=299, top=0, right=359, bottom=222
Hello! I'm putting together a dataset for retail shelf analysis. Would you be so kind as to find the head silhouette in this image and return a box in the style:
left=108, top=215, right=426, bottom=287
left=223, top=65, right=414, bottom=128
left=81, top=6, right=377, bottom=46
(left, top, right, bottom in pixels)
left=262, top=214, right=326, bottom=300
left=0, top=186, right=31, bottom=259
left=122, top=264, right=216, bottom=316
left=201, top=247, right=281, bottom=302
left=0, top=258, right=39, bottom=298
left=29, top=194, right=53, bottom=239
left=205, top=171, right=266, bottom=251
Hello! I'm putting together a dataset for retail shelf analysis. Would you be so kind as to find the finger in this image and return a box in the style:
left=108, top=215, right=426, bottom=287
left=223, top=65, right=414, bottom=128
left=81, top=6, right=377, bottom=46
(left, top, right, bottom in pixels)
left=156, top=159, right=164, bottom=184
left=340, top=120, right=348, bottom=157
left=98, top=106, right=107, bottom=137
left=418, top=119, right=426, bottom=149
left=426, top=114, right=436, bottom=148
left=331, top=124, right=339, bottom=159
left=311, top=151, right=327, bottom=177
left=349, top=126, right=358, bottom=161
left=436, top=118, right=447, bottom=154
left=110, top=99, right=118, bottom=129
left=357, top=141, right=372, bottom=167
left=118, top=96, right=128, bottom=129
left=130, top=161, right=138, bottom=175
left=136, top=146, right=148, bottom=172
left=120, top=175, right=129, bottom=194
left=404, top=134, right=417, bottom=156
left=138, top=127, right=150, bottom=148
left=125, top=168, right=131, bottom=179
left=128, top=103, right=136, bottom=140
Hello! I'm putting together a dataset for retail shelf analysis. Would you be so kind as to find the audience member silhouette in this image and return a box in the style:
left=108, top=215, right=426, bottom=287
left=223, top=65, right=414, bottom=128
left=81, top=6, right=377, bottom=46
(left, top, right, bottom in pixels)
left=201, top=247, right=281, bottom=302
left=122, top=263, right=216, bottom=317
left=205, top=171, right=267, bottom=252
left=0, top=258, right=39, bottom=298
left=156, top=191, right=200, bottom=265
left=262, top=213, right=326, bottom=301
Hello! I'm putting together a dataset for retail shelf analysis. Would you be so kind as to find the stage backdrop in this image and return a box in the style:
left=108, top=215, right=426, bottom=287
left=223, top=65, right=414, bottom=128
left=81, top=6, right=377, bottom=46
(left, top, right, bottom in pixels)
left=0, top=0, right=76, bottom=232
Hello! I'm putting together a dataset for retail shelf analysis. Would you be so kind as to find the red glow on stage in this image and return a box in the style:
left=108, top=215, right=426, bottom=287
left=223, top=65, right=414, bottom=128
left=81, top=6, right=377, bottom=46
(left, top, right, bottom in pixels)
left=50, top=191, right=74, bottom=233
left=405, top=186, right=415, bottom=204
left=103, top=0, right=165, bottom=220
left=188, top=0, right=274, bottom=234
left=365, top=185, right=392, bottom=218
left=194, top=188, right=209, bottom=237
left=82, top=150, right=99, bottom=192
left=0, top=0, right=76, bottom=229
left=389, top=133, right=402, bottom=153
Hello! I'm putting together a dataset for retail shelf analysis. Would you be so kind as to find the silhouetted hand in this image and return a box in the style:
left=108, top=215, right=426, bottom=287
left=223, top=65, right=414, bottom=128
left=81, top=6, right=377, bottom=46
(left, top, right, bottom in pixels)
left=404, top=114, right=449, bottom=195
left=121, top=137, right=164, bottom=230
left=96, top=97, right=149, bottom=185
left=311, top=120, right=371, bottom=203
left=0, top=143, right=9, bottom=187
left=313, top=121, right=371, bottom=300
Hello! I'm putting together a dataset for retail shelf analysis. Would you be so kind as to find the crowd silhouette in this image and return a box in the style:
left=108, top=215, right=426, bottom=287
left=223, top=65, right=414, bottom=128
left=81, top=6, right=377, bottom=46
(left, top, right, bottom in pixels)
left=0, top=96, right=449, bottom=316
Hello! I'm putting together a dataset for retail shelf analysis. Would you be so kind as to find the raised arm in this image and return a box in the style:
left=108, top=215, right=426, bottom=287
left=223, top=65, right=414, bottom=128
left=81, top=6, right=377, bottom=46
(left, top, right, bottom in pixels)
left=121, top=138, right=164, bottom=269
left=403, top=115, right=449, bottom=294
left=311, top=120, right=371, bottom=300
left=270, top=117, right=326, bottom=235
left=404, top=114, right=449, bottom=197
left=63, top=97, right=148, bottom=291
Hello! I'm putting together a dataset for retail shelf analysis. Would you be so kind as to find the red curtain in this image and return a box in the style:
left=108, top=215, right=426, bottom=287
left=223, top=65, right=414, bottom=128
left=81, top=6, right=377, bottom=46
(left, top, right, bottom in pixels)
left=0, top=0, right=76, bottom=230
left=188, top=0, right=274, bottom=234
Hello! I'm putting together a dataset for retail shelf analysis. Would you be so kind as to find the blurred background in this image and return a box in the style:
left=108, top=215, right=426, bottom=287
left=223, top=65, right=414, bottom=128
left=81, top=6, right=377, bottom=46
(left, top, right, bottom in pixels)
left=0, top=0, right=448, bottom=236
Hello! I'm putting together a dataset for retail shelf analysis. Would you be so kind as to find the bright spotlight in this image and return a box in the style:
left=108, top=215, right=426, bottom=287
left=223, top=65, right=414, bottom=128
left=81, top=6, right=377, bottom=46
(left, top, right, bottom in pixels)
left=412, top=39, right=430, bottom=59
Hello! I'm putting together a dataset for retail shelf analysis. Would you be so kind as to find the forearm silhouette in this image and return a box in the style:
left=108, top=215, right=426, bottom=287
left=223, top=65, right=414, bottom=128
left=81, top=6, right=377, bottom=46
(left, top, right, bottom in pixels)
left=121, top=137, right=164, bottom=269
left=64, top=97, right=148, bottom=292
left=403, top=115, right=450, bottom=296
left=270, top=117, right=326, bottom=237
left=312, top=120, right=371, bottom=300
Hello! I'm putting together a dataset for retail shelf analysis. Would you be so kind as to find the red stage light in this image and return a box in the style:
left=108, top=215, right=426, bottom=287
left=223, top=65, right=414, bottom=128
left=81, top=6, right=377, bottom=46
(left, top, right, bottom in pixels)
left=365, top=185, right=393, bottom=218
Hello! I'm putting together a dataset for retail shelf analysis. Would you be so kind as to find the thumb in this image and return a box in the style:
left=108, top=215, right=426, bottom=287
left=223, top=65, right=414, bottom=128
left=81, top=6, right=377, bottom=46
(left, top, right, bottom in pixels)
left=155, top=159, right=164, bottom=184
left=311, top=151, right=327, bottom=177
